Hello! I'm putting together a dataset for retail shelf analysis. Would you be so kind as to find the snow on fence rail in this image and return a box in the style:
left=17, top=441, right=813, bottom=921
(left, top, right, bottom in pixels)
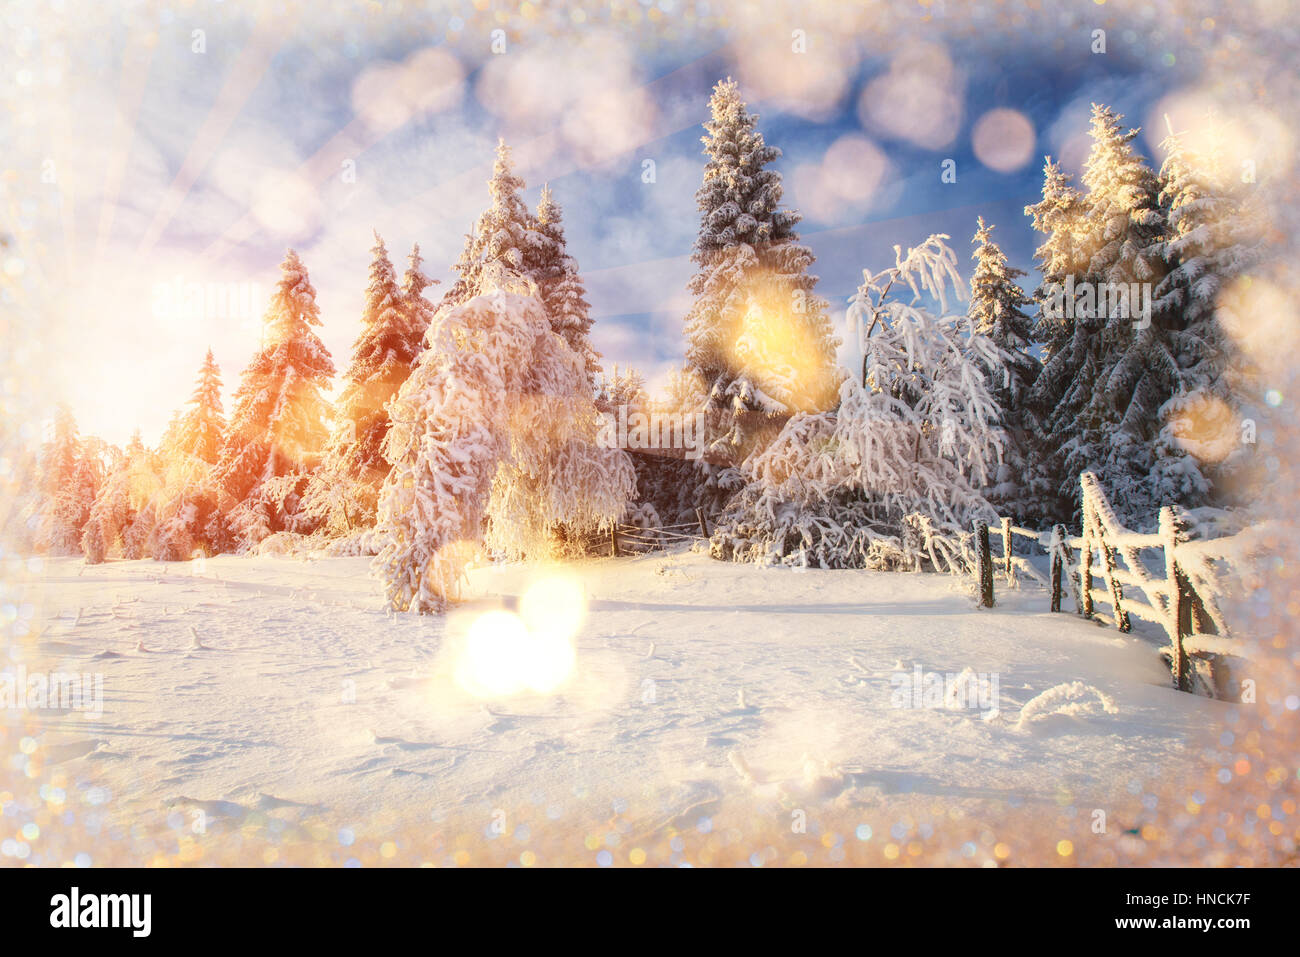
left=572, top=509, right=712, bottom=557
left=974, top=470, right=1268, bottom=699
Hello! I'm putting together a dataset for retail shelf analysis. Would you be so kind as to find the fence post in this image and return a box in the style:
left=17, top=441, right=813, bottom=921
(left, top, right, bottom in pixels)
left=1160, top=507, right=1191, bottom=693
left=610, top=525, right=621, bottom=558
left=1050, top=524, right=1066, bottom=613
left=695, top=507, right=709, bottom=539
left=1001, top=517, right=1013, bottom=579
left=974, top=520, right=994, bottom=608
left=1099, top=535, right=1130, bottom=633
left=1079, top=526, right=1093, bottom=619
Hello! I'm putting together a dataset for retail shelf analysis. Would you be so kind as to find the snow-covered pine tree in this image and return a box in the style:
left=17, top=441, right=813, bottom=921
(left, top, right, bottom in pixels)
left=711, top=235, right=1005, bottom=569
left=304, top=233, right=422, bottom=537
left=177, top=349, right=225, bottom=465
left=1024, top=106, right=1169, bottom=526
left=1150, top=118, right=1263, bottom=507
left=534, top=185, right=600, bottom=386
left=683, top=78, right=841, bottom=455
left=1024, top=157, right=1086, bottom=360
left=442, top=140, right=541, bottom=315
left=373, top=276, right=635, bottom=613
left=35, top=406, right=98, bottom=555
left=81, top=436, right=130, bottom=563
left=968, top=217, right=1042, bottom=519
left=437, top=227, right=478, bottom=315
left=401, top=243, right=438, bottom=354
left=210, top=249, right=335, bottom=550
left=144, top=354, right=228, bottom=560
left=81, top=432, right=165, bottom=562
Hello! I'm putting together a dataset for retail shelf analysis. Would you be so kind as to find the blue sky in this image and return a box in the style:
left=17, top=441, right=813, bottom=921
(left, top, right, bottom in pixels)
left=16, top=2, right=1200, bottom=445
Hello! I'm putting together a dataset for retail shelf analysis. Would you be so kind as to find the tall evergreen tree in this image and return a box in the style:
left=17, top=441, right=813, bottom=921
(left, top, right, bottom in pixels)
left=306, top=233, right=424, bottom=535
left=444, top=140, right=540, bottom=308
left=1024, top=158, right=1086, bottom=359
left=968, top=217, right=1041, bottom=518
left=147, top=354, right=228, bottom=559
left=177, top=349, right=225, bottom=465
left=969, top=217, right=1038, bottom=407
left=400, top=243, right=438, bottom=354
left=36, top=405, right=96, bottom=554
left=683, top=78, right=840, bottom=454
left=1024, top=105, right=1170, bottom=525
left=534, top=185, right=600, bottom=385
left=211, top=249, right=335, bottom=548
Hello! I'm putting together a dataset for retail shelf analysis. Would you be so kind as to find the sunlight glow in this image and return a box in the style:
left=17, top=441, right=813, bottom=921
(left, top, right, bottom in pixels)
left=453, top=575, right=584, bottom=698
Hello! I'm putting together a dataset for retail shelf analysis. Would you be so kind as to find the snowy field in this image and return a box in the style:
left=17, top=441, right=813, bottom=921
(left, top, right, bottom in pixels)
left=6, top=549, right=1220, bottom=857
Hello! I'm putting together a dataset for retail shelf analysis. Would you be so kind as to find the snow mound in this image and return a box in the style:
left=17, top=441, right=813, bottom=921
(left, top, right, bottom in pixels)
left=1016, top=681, right=1118, bottom=731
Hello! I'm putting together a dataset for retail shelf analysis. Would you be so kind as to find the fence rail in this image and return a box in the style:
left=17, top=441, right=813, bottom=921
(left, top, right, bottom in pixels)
left=570, top=510, right=711, bottom=558
left=973, top=471, right=1265, bottom=698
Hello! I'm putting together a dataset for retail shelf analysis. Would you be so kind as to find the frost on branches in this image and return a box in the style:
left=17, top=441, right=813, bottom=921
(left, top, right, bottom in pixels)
left=372, top=281, right=635, bottom=613
left=710, top=235, right=1004, bottom=570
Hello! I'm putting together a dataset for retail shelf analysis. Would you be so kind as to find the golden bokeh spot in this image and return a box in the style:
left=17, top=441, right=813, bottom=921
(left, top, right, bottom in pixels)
left=1165, top=394, right=1239, bottom=464
left=725, top=275, right=835, bottom=414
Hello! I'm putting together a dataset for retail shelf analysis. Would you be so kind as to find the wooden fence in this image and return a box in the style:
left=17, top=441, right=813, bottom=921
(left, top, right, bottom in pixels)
left=972, top=471, right=1262, bottom=697
left=571, top=509, right=711, bottom=558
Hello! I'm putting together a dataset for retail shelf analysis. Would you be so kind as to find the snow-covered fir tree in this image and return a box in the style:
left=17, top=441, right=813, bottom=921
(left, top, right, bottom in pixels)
left=683, top=78, right=841, bottom=453
left=400, top=243, right=438, bottom=354
left=1024, top=105, right=1170, bottom=526
left=441, top=140, right=542, bottom=313
left=711, top=235, right=1005, bottom=569
left=534, top=185, right=600, bottom=385
left=176, top=349, right=225, bottom=465
left=373, top=273, right=635, bottom=613
left=211, top=249, right=335, bottom=550
left=305, top=233, right=423, bottom=537
left=81, top=434, right=134, bottom=563
left=35, top=406, right=100, bottom=555
left=1150, top=118, right=1263, bottom=507
left=144, top=354, right=229, bottom=560
left=81, top=432, right=166, bottom=562
left=967, top=217, right=1042, bottom=519
left=1024, top=157, right=1087, bottom=360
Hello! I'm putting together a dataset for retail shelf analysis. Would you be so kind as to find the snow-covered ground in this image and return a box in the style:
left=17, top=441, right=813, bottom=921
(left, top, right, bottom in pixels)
left=5, top=549, right=1220, bottom=861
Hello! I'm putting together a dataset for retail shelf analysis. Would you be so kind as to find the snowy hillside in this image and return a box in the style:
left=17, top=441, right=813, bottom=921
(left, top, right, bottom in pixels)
left=5, top=549, right=1219, bottom=864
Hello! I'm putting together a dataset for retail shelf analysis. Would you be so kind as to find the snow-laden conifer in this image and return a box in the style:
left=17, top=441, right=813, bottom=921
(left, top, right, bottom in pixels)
left=211, top=250, right=335, bottom=549
left=373, top=270, right=634, bottom=613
